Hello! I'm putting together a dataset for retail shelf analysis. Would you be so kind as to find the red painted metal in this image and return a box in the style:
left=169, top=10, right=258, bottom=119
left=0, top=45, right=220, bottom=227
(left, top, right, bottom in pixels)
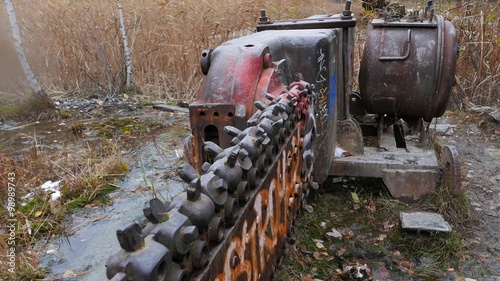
left=189, top=44, right=289, bottom=171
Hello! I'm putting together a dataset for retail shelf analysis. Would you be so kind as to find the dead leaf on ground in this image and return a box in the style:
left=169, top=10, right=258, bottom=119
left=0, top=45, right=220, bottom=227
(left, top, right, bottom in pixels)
left=350, top=192, right=360, bottom=204
left=367, top=199, right=376, bottom=212
left=383, top=221, right=395, bottom=231
left=300, top=275, right=314, bottom=281
left=313, top=251, right=321, bottom=260
left=326, top=228, right=343, bottom=238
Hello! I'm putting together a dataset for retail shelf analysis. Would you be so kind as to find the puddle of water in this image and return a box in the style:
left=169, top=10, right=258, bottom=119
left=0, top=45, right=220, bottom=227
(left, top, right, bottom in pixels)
left=0, top=120, right=84, bottom=154
left=31, top=111, right=192, bottom=280
left=39, top=131, right=190, bottom=280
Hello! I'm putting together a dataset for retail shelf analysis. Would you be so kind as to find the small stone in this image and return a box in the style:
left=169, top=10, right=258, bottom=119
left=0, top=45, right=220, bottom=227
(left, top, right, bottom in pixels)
left=62, top=269, right=77, bottom=278
left=303, top=204, right=313, bottom=213
left=400, top=211, right=452, bottom=232
left=431, top=123, right=454, bottom=136
left=489, top=110, right=500, bottom=122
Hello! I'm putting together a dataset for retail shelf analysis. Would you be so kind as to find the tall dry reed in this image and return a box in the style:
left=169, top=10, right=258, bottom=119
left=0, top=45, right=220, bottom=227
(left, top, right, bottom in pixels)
left=446, top=1, right=500, bottom=107
left=0, top=0, right=345, bottom=101
left=1, top=1, right=496, bottom=106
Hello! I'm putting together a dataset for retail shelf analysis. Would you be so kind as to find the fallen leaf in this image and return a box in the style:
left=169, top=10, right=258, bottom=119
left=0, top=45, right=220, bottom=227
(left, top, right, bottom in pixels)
left=62, top=269, right=77, bottom=279
left=350, top=192, right=360, bottom=204
left=368, top=199, right=376, bottom=212
left=304, top=204, right=314, bottom=213
left=305, top=256, right=313, bottom=264
left=326, top=228, right=343, bottom=238
left=316, top=242, right=325, bottom=249
left=300, top=275, right=314, bottom=281
left=376, top=234, right=386, bottom=241
left=313, top=251, right=321, bottom=260
left=383, top=221, right=395, bottom=230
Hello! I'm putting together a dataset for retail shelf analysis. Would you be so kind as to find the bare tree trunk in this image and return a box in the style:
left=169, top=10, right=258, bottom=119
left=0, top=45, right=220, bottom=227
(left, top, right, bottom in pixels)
left=4, top=0, right=53, bottom=107
left=117, top=0, right=132, bottom=88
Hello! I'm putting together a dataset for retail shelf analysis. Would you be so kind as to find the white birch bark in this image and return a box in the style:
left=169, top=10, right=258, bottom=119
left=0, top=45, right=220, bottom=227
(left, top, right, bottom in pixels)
left=117, top=0, right=132, bottom=87
left=4, top=0, right=44, bottom=96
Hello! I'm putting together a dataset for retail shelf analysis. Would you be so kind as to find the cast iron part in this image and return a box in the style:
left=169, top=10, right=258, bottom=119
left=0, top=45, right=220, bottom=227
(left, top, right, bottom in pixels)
left=107, top=78, right=317, bottom=280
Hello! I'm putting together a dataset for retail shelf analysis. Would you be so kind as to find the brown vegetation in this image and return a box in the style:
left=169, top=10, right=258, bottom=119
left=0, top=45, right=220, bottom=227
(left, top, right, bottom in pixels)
left=447, top=1, right=500, bottom=107
left=2, top=1, right=497, bottom=105
left=0, top=0, right=347, bottom=101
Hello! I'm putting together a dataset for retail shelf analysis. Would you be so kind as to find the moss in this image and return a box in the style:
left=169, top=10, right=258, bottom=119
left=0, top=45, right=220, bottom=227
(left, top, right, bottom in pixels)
left=90, top=117, right=162, bottom=138
left=56, top=109, right=73, bottom=120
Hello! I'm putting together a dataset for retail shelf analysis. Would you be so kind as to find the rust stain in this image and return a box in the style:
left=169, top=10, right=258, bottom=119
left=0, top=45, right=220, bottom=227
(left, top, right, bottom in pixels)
left=215, top=131, right=302, bottom=280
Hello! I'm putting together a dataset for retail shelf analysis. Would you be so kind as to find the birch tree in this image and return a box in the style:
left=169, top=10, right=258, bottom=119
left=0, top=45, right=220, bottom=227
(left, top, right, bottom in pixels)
left=117, top=0, right=132, bottom=87
left=4, top=0, right=53, bottom=107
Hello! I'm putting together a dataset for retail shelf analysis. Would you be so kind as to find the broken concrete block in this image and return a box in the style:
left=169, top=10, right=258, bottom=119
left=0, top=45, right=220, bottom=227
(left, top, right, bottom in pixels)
left=400, top=211, right=452, bottom=232
left=382, top=169, right=438, bottom=202
left=430, top=123, right=454, bottom=136
left=489, top=110, right=500, bottom=122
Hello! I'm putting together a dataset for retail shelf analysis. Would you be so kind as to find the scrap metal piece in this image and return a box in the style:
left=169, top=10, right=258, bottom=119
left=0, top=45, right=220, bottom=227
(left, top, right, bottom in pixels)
left=116, top=223, right=144, bottom=252
left=337, top=118, right=364, bottom=155
left=107, top=77, right=317, bottom=280
left=143, top=198, right=168, bottom=224
left=400, top=211, right=452, bottom=232
left=441, top=145, right=462, bottom=194
left=359, top=15, right=458, bottom=121
left=106, top=235, right=173, bottom=281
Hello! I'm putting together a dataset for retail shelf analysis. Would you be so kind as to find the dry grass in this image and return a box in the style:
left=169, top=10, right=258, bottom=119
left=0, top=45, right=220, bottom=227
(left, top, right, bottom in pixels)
left=0, top=0, right=346, bottom=101
left=0, top=139, right=127, bottom=280
left=1, top=1, right=498, bottom=106
left=444, top=1, right=500, bottom=107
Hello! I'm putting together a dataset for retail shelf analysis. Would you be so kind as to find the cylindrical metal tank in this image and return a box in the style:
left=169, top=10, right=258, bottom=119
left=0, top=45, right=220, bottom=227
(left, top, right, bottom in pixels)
left=358, top=15, right=457, bottom=121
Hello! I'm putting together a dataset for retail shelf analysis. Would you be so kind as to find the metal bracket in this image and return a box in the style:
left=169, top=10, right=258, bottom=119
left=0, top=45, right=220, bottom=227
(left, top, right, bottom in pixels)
left=379, top=29, right=411, bottom=61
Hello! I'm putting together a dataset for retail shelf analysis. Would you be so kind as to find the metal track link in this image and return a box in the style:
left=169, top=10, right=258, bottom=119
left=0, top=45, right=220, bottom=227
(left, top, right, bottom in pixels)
left=106, top=78, right=317, bottom=281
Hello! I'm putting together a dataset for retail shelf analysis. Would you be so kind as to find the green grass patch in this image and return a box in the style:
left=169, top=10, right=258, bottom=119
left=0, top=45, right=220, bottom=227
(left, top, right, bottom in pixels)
left=278, top=176, right=476, bottom=280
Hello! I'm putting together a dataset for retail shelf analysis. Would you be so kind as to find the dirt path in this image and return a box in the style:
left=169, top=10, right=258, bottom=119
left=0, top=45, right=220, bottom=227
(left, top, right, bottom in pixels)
left=443, top=110, right=500, bottom=277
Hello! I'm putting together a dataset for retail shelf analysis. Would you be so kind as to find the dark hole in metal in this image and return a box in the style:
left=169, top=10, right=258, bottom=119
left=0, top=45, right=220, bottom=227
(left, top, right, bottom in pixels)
left=204, top=125, right=219, bottom=145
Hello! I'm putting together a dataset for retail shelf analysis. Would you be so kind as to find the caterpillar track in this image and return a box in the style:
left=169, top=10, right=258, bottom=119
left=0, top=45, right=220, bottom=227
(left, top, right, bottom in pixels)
left=106, top=78, right=317, bottom=281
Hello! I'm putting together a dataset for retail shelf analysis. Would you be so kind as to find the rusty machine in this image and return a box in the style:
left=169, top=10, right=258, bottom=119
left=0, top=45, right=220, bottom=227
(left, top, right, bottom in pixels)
left=106, top=1, right=459, bottom=280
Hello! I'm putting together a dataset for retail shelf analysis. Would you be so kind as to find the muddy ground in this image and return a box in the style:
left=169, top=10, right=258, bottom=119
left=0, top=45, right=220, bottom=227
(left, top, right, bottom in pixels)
left=443, top=110, right=499, bottom=278
left=0, top=97, right=498, bottom=280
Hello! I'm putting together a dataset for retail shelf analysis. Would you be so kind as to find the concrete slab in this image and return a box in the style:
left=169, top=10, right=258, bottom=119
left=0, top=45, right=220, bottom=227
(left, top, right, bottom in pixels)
left=382, top=169, right=438, bottom=202
left=490, top=110, right=500, bottom=122
left=400, top=211, right=452, bottom=232
left=429, top=123, right=454, bottom=136
left=330, top=146, right=439, bottom=178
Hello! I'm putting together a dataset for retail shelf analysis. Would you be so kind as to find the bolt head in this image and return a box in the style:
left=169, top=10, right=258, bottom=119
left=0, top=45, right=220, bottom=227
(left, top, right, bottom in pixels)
left=187, top=182, right=201, bottom=201
left=182, top=225, right=199, bottom=243
left=214, top=178, right=228, bottom=193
